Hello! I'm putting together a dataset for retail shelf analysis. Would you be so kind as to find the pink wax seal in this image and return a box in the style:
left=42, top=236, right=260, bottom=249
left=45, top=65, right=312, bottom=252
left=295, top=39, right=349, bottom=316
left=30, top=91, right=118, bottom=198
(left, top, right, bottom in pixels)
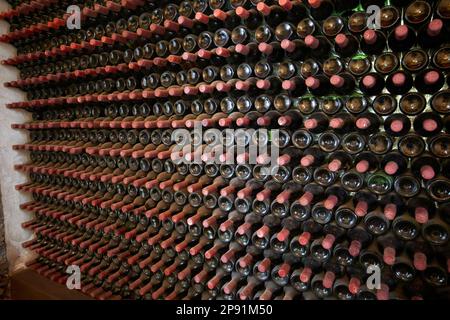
left=420, top=165, right=435, bottom=180
left=392, top=72, right=406, bottom=86
left=281, top=39, right=296, bottom=52
left=384, top=161, right=399, bottom=175
left=362, top=75, right=376, bottom=88
left=305, top=76, right=320, bottom=89
left=305, top=35, right=319, bottom=49
left=335, top=33, right=349, bottom=48
left=308, top=0, right=322, bottom=9
left=329, top=118, right=344, bottom=129
left=395, top=25, right=409, bottom=40
left=390, top=120, right=404, bottom=132
left=427, top=19, right=443, bottom=36
left=423, top=119, right=438, bottom=132
left=363, top=29, right=377, bottom=44
left=424, top=70, right=440, bottom=85
left=356, top=160, right=369, bottom=173
left=330, top=75, right=345, bottom=88
left=356, top=117, right=371, bottom=129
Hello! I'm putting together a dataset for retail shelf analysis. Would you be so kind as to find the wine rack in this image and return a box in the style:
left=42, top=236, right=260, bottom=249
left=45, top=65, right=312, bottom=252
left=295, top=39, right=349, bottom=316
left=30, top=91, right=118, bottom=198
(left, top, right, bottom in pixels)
left=1, top=0, right=450, bottom=300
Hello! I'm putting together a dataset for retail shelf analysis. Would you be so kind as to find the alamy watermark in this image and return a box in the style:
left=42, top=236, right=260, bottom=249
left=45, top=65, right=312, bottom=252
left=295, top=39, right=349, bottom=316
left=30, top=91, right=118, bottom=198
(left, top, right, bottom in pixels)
left=66, top=265, right=81, bottom=290
left=366, top=265, right=381, bottom=290
left=66, top=5, right=81, bottom=30
left=367, top=5, right=381, bottom=30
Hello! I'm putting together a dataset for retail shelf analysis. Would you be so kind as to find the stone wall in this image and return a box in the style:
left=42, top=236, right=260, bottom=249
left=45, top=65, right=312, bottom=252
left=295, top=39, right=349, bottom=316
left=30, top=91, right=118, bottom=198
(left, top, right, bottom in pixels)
left=0, top=185, right=8, bottom=298
left=0, top=0, right=35, bottom=285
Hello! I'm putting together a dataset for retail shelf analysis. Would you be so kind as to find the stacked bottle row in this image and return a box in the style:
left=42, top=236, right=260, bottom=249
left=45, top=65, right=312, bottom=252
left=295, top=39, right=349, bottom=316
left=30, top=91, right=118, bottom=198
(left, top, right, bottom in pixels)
left=7, top=54, right=450, bottom=102
left=16, top=152, right=450, bottom=299
left=2, top=0, right=449, bottom=300
left=1, top=0, right=449, bottom=55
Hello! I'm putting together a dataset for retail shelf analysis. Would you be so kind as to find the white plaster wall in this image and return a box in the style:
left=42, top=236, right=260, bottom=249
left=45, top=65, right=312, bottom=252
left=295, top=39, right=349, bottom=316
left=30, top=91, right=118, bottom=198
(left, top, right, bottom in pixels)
left=0, top=0, right=34, bottom=273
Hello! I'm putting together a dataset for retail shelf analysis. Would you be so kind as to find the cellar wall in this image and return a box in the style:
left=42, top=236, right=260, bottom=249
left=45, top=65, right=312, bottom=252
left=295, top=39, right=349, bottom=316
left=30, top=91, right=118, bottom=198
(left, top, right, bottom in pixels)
left=0, top=0, right=448, bottom=300
left=0, top=0, right=33, bottom=273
